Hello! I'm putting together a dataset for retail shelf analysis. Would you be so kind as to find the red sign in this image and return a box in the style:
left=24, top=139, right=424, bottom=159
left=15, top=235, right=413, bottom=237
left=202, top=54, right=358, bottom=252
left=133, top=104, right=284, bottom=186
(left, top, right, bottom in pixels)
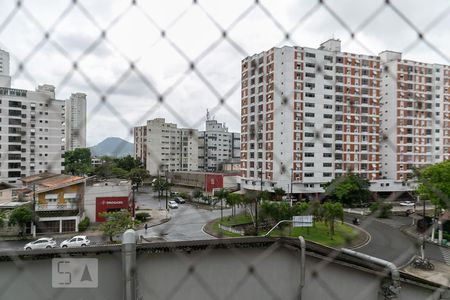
left=205, top=174, right=224, bottom=193
left=95, top=197, right=129, bottom=222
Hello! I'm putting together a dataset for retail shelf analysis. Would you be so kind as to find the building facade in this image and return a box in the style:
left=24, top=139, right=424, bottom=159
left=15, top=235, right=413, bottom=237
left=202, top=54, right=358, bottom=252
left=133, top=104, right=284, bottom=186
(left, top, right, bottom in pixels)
left=240, top=39, right=449, bottom=195
left=198, top=114, right=240, bottom=172
left=0, top=49, right=11, bottom=88
left=134, top=118, right=199, bottom=176
left=65, top=92, right=87, bottom=151
left=241, top=39, right=381, bottom=194
left=0, top=84, right=66, bottom=184
left=0, top=50, right=87, bottom=184
left=379, top=51, right=450, bottom=183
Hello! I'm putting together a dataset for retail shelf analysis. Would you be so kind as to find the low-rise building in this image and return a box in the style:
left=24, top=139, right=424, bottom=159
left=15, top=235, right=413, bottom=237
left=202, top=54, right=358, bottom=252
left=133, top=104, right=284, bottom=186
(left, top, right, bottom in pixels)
left=21, top=173, right=86, bottom=233
left=84, top=178, right=132, bottom=222
left=170, top=171, right=239, bottom=194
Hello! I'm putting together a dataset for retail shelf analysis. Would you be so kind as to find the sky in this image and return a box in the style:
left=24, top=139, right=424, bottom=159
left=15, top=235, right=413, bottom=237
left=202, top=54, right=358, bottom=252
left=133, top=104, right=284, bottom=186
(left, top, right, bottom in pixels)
left=0, top=0, right=449, bottom=146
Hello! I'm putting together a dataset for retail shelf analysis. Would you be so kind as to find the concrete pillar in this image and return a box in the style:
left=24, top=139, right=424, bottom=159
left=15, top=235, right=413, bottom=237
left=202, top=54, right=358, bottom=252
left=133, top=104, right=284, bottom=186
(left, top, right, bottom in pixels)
left=431, top=222, right=435, bottom=242
left=75, top=217, right=79, bottom=232
left=122, top=229, right=137, bottom=300
left=59, top=220, right=63, bottom=233
left=438, top=220, right=443, bottom=244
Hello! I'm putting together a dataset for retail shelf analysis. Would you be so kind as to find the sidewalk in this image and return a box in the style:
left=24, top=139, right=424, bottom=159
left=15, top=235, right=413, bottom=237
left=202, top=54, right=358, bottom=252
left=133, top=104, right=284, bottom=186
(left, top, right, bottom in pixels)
left=402, top=260, right=450, bottom=287
left=0, top=208, right=171, bottom=242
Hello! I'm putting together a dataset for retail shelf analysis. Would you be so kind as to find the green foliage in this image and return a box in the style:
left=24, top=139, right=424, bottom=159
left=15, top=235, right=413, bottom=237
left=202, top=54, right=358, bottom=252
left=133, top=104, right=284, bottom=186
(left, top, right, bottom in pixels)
left=226, top=193, right=242, bottom=216
left=260, top=201, right=310, bottom=224
left=260, top=190, right=272, bottom=201
left=416, top=160, right=450, bottom=210
left=324, top=174, right=371, bottom=207
left=78, top=217, right=90, bottom=232
left=369, top=202, right=380, bottom=214
left=215, top=188, right=229, bottom=201
left=377, top=203, right=393, bottom=218
left=310, top=199, right=323, bottom=223
left=193, top=189, right=203, bottom=199
left=115, top=155, right=141, bottom=172
left=111, top=167, right=129, bottom=179
left=322, top=202, right=344, bottom=239
left=64, top=148, right=93, bottom=176
left=135, top=212, right=150, bottom=222
left=129, top=168, right=149, bottom=188
left=0, top=211, right=6, bottom=228
left=273, top=188, right=286, bottom=200
left=178, top=192, right=190, bottom=200
left=8, top=205, right=33, bottom=227
left=100, top=211, right=134, bottom=242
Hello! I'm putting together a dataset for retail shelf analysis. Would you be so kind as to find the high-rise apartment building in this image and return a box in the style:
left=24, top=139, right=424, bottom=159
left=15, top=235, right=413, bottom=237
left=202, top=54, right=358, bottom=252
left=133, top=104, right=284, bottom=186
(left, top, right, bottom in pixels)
left=198, top=112, right=240, bottom=172
left=65, top=92, right=87, bottom=150
left=241, top=39, right=449, bottom=195
left=0, top=84, right=65, bottom=183
left=0, top=49, right=11, bottom=88
left=134, top=118, right=199, bottom=176
left=0, top=49, right=87, bottom=184
left=379, top=51, right=450, bottom=182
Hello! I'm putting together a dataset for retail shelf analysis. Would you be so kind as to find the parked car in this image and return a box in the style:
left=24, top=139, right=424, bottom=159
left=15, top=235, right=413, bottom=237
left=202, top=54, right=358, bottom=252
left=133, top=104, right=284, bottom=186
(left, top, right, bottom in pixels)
left=24, top=237, right=57, bottom=250
left=173, top=196, right=185, bottom=204
left=399, top=201, right=415, bottom=207
left=60, top=235, right=91, bottom=248
left=168, top=200, right=178, bottom=209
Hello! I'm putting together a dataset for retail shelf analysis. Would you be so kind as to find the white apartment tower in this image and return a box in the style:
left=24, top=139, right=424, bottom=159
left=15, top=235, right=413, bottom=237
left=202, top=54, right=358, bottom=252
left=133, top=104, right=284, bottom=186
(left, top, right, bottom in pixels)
left=0, top=49, right=87, bottom=184
left=0, top=49, right=11, bottom=88
left=0, top=84, right=65, bottom=183
left=134, top=118, right=199, bottom=176
left=241, top=39, right=382, bottom=194
left=379, top=51, right=450, bottom=182
left=198, top=112, right=240, bottom=172
left=65, top=92, right=87, bottom=150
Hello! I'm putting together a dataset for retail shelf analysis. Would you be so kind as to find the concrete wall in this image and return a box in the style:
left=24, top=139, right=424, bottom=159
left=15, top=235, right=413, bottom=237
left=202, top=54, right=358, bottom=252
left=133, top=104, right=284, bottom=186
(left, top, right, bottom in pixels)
left=84, top=182, right=131, bottom=222
left=0, top=239, right=443, bottom=300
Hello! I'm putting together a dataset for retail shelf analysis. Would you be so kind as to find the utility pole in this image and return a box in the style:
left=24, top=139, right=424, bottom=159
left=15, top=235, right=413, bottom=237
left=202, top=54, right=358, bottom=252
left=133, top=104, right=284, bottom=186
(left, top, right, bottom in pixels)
left=32, top=183, right=36, bottom=237
left=290, top=168, right=294, bottom=207
left=255, top=169, right=263, bottom=236
left=131, top=185, right=136, bottom=220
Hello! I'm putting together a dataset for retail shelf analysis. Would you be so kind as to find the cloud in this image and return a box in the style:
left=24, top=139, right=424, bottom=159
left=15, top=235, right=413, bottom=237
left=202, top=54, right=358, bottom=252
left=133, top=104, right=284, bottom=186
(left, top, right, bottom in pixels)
left=0, top=0, right=449, bottom=147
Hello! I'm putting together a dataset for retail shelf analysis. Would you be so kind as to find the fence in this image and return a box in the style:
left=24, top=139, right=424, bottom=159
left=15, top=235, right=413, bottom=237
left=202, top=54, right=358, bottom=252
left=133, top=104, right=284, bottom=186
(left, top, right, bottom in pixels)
left=0, top=0, right=450, bottom=299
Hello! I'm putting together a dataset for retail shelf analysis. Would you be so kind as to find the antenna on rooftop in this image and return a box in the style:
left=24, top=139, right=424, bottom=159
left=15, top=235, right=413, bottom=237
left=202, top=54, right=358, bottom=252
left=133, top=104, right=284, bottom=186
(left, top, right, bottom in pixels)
left=206, top=109, right=210, bottom=121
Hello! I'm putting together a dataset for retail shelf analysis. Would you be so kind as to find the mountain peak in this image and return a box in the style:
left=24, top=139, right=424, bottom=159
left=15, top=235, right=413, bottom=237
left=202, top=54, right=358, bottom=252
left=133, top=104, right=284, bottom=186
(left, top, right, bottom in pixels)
left=90, top=137, right=133, bottom=157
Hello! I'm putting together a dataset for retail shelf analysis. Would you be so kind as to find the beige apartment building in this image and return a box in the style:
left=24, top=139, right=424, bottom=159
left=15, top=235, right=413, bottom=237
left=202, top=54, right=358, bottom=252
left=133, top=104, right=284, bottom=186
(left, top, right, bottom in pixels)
left=134, top=118, right=199, bottom=176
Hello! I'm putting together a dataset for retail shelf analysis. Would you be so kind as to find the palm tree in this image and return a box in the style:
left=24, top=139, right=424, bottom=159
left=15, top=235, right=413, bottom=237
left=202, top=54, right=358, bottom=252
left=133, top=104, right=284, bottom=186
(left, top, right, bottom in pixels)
left=322, top=202, right=344, bottom=239
left=216, top=188, right=229, bottom=222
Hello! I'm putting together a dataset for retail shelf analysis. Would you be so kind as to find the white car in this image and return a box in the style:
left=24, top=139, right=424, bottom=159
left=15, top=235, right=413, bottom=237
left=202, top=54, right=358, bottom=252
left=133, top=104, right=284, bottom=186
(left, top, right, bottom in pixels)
left=60, top=235, right=91, bottom=248
left=168, top=200, right=178, bottom=209
left=399, top=201, right=415, bottom=207
left=24, top=237, right=57, bottom=250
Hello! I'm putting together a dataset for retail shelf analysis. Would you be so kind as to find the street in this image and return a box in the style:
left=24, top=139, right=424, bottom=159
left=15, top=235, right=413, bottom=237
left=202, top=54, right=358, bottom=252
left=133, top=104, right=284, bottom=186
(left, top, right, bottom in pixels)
left=0, top=188, right=448, bottom=269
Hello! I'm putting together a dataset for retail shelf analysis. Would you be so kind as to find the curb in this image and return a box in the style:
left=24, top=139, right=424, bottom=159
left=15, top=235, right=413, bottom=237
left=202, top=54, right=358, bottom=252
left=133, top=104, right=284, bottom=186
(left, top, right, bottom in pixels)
left=344, top=222, right=372, bottom=250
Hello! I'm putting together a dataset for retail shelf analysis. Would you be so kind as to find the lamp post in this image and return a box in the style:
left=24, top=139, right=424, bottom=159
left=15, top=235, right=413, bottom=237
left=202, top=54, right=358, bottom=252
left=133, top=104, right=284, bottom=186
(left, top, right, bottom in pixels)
left=290, top=168, right=294, bottom=207
left=255, top=168, right=263, bottom=236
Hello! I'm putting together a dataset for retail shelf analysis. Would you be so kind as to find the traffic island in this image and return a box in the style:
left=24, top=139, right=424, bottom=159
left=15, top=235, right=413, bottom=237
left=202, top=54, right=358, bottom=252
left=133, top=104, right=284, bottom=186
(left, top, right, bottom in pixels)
left=204, top=215, right=369, bottom=249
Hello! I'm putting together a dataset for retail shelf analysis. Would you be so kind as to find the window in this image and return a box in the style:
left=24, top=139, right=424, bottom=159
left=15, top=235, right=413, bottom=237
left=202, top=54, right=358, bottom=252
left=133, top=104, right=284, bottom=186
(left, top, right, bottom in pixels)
left=305, top=102, right=315, bottom=108
left=305, top=132, right=315, bottom=137
left=323, top=153, right=332, bottom=158
left=305, top=92, right=315, bottom=98
left=305, top=52, right=316, bottom=58
left=323, top=162, right=332, bottom=167
left=305, top=143, right=314, bottom=147
left=305, top=112, right=315, bottom=118
left=323, top=173, right=332, bottom=177
left=304, top=173, right=314, bottom=177
left=305, top=62, right=315, bottom=68
left=324, top=65, right=333, bottom=71
left=305, top=122, right=314, bottom=127
left=323, top=114, right=332, bottom=119
left=304, top=152, right=314, bottom=157
left=305, top=162, right=314, bottom=167
left=305, top=73, right=315, bottom=78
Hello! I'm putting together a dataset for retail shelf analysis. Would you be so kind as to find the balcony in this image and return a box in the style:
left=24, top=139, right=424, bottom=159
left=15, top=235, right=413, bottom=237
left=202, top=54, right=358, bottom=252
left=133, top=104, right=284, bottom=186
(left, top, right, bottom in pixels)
left=35, top=202, right=79, bottom=211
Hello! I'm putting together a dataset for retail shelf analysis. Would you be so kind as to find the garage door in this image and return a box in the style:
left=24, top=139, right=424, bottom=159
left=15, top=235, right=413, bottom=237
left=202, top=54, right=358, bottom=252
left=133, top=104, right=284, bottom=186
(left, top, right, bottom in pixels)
left=36, top=221, right=59, bottom=233
left=62, top=220, right=76, bottom=232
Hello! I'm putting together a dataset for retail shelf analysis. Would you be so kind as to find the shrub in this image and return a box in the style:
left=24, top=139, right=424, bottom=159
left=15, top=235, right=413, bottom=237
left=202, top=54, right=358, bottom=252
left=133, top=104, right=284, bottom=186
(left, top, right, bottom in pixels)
left=377, top=203, right=393, bottom=218
left=369, top=202, right=379, bottom=214
left=78, top=217, right=90, bottom=232
left=136, top=212, right=150, bottom=222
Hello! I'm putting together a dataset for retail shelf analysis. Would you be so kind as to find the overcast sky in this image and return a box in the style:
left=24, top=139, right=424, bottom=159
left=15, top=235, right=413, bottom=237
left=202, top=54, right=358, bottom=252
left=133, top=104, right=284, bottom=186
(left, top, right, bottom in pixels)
left=0, top=0, right=449, bottom=146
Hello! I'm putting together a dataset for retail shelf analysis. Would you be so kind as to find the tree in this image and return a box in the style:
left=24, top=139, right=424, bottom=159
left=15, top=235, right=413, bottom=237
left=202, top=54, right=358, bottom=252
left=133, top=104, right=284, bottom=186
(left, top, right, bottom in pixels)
left=115, top=155, right=141, bottom=172
left=0, top=211, right=6, bottom=228
left=129, top=168, right=148, bottom=191
left=226, top=193, right=241, bottom=217
left=416, top=160, right=450, bottom=211
left=273, top=188, right=286, bottom=201
left=309, top=199, right=323, bottom=225
left=153, top=178, right=169, bottom=198
left=64, top=148, right=93, bottom=176
left=324, top=174, right=371, bottom=207
left=100, top=211, right=134, bottom=242
left=322, top=202, right=344, bottom=239
left=193, top=189, right=203, bottom=199
left=8, top=205, right=33, bottom=234
left=215, top=188, right=229, bottom=221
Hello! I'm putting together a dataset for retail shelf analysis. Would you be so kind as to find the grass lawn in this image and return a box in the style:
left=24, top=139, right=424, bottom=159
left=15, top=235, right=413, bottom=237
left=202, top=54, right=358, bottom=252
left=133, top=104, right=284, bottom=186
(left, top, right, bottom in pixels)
left=264, top=221, right=359, bottom=248
left=220, top=214, right=253, bottom=227
left=207, top=214, right=360, bottom=248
